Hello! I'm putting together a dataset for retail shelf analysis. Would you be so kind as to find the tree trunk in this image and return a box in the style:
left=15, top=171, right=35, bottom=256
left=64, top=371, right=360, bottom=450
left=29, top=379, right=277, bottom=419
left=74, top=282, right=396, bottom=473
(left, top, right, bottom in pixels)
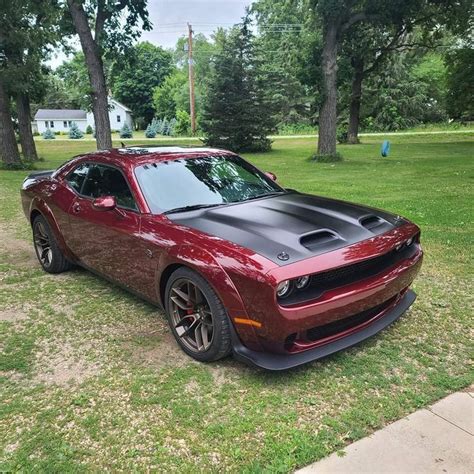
left=0, top=79, right=20, bottom=165
left=317, top=23, right=338, bottom=156
left=67, top=0, right=112, bottom=150
left=16, top=92, right=38, bottom=161
left=347, top=57, right=364, bottom=144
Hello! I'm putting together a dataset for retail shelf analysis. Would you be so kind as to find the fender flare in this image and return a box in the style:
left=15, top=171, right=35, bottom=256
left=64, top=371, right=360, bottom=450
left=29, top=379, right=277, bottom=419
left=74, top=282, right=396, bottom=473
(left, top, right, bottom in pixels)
left=29, top=198, right=75, bottom=261
left=157, top=244, right=263, bottom=351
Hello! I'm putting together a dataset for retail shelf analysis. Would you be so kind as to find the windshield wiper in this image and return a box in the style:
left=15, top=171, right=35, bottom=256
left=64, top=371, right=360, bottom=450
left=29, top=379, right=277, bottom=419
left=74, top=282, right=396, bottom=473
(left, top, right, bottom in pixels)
left=239, top=191, right=287, bottom=202
left=163, top=203, right=223, bottom=215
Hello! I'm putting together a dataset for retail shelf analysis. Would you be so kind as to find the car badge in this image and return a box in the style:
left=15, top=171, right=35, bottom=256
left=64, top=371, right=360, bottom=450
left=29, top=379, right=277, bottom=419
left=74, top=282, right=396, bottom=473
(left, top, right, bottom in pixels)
left=277, top=252, right=289, bottom=261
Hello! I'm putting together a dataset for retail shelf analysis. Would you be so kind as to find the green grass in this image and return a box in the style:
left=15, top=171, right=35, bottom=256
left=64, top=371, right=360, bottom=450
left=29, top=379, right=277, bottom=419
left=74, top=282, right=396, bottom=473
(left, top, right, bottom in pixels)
left=1, top=133, right=473, bottom=471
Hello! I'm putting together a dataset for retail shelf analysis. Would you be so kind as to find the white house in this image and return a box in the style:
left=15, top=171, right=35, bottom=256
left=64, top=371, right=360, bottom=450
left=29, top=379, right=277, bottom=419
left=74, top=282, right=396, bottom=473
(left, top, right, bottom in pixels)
left=33, top=98, right=133, bottom=134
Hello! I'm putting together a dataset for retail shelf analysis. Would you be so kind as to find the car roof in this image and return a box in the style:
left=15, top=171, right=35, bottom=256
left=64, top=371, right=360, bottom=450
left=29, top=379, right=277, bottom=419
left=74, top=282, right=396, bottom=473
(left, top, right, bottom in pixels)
left=56, top=146, right=237, bottom=177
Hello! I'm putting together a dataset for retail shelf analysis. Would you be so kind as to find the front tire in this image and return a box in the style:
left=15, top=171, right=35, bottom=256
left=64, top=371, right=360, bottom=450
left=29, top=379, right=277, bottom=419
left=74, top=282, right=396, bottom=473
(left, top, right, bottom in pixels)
left=32, top=215, right=72, bottom=273
left=164, top=267, right=232, bottom=362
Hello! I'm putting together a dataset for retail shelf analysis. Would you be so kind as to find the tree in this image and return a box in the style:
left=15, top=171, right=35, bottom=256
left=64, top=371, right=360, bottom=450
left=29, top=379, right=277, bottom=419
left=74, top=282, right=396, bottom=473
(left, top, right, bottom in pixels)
left=153, top=70, right=187, bottom=120
left=445, top=48, right=474, bottom=120
left=69, top=122, right=84, bottom=139
left=119, top=122, right=133, bottom=138
left=202, top=17, right=276, bottom=152
left=111, top=42, right=173, bottom=128
left=0, top=79, right=20, bottom=165
left=42, top=128, right=56, bottom=139
left=0, top=0, right=60, bottom=164
left=65, top=0, right=151, bottom=150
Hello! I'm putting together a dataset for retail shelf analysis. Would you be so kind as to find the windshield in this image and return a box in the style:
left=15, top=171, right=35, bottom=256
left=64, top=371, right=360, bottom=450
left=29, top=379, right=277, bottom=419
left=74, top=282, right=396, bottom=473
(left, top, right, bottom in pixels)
left=135, top=154, right=284, bottom=214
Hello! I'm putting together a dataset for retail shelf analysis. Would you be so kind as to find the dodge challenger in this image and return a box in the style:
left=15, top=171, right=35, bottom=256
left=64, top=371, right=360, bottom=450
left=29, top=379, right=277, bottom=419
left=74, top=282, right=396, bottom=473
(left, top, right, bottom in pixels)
left=21, top=146, right=423, bottom=370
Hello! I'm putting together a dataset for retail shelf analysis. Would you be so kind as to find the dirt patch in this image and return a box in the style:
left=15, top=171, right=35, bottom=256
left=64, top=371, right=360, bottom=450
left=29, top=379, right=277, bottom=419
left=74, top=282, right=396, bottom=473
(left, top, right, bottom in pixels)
left=0, top=224, right=37, bottom=265
left=0, top=308, right=28, bottom=323
left=33, top=342, right=100, bottom=386
left=128, top=332, right=191, bottom=370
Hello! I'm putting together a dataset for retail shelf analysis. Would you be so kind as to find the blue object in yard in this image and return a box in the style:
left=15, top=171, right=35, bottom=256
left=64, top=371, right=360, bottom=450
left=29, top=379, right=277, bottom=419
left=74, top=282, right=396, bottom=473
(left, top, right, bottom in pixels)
left=381, top=140, right=391, bottom=157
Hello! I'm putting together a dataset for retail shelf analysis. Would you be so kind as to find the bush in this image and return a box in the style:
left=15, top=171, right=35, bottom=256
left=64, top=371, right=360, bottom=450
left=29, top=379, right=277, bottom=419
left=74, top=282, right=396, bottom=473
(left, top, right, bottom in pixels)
left=311, top=152, right=344, bottom=163
left=69, top=122, right=84, bottom=139
left=145, top=118, right=160, bottom=138
left=119, top=123, right=133, bottom=138
left=336, top=126, right=348, bottom=144
left=33, top=131, right=39, bottom=137
left=174, top=110, right=191, bottom=136
left=0, top=160, right=36, bottom=170
left=42, top=129, right=56, bottom=139
left=86, top=125, right=93, bottom=134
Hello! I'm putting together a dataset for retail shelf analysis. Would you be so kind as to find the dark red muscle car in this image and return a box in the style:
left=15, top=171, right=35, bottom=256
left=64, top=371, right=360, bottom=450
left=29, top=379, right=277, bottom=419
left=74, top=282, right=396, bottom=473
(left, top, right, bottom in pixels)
left=21, top=146, right=423, bottom=370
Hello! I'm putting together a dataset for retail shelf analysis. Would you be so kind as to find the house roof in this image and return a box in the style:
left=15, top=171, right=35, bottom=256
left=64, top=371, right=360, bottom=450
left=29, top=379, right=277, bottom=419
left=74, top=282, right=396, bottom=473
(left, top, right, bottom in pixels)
left=110, top=98, right=132, bottom=113
left=35, top=109, right=87, bottom=120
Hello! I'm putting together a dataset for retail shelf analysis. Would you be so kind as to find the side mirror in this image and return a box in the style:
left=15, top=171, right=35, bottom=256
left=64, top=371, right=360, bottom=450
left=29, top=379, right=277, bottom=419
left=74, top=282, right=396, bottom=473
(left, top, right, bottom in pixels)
left=265, top=171, right=277, bottom=181
left=93, top=195, right=116, bottom=211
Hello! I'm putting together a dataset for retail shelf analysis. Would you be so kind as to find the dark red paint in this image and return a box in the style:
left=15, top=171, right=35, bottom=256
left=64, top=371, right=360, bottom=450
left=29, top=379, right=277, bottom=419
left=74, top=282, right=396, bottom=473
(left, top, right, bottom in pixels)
left=21, top=147, right=423, bottom=366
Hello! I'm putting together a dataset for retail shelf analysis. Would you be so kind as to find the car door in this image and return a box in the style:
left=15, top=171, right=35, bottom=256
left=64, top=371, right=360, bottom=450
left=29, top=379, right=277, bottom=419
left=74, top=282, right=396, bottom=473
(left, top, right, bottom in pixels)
left=65, top=162, right=151, bottom=294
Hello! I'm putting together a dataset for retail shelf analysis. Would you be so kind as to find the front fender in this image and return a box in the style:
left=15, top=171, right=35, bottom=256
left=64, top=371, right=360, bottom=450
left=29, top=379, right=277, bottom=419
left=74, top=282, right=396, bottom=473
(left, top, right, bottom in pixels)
left=158, top=244, right=263, bottom=351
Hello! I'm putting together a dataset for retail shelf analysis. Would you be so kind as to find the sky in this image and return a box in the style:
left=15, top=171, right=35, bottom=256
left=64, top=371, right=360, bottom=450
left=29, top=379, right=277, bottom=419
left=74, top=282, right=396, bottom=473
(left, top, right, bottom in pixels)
left=48, top=0, right=253, bottom=68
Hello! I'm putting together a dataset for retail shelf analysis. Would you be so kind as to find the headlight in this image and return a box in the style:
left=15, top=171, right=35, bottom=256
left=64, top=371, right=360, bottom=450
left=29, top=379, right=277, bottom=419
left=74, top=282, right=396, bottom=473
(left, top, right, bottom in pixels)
left=276, top=280, right=291, bottom=298
left=406, top=237, right=413, bottom=246
left=295, top=275, right=310, bottom=289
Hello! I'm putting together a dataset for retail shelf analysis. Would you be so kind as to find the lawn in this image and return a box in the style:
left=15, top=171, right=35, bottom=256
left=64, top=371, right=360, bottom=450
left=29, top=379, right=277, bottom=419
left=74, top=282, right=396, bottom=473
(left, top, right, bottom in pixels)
left=1, top=133, right=473, bottom=471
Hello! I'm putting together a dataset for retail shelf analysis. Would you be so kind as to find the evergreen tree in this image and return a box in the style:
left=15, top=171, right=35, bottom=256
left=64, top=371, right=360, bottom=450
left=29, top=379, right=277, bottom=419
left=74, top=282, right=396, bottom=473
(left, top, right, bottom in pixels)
left=201, top=16, right=276, bottom=152
left=42, top=128, right=56, bottom=139
left=119, top=123, right=133, bottom=138
left=145, top=123, right=156, bottom=138
left=86, top=125, right=93, bottom=134
left=69, top=122, right=84, bottom=139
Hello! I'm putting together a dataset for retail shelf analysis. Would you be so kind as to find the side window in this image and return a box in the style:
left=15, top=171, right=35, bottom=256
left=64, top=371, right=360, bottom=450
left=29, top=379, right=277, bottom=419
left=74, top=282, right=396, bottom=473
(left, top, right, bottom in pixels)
left=66, top=163, right=89, bottom=193
left=117, top=115, right=121, bottom=123
left=80, top=164, right=137, bottom=210
left=50, top=121, right=54, bottom=128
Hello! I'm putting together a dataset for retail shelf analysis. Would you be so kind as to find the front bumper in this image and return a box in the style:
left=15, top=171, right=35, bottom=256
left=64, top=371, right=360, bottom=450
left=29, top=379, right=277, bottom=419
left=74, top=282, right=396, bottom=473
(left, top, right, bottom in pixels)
left=231, top=289, right=416, bottom=370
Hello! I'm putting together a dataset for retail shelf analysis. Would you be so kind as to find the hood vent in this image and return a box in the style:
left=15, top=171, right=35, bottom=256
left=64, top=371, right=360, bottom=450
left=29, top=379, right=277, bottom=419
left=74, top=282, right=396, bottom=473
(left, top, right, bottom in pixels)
left=300, top=230, right=338, bottom=250
left=360, top=215, right=390, bottom=233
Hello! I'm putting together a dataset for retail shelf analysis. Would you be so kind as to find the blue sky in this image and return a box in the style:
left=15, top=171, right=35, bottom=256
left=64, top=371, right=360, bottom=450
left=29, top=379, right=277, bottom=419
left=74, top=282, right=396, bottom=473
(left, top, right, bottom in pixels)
left=49, top=0, right=253, bottom=68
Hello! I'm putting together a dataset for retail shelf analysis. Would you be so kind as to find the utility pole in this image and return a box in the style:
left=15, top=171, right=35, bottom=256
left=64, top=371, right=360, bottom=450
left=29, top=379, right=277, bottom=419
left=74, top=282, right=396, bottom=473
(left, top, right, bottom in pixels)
left=187, top=23, right=196, bottom=135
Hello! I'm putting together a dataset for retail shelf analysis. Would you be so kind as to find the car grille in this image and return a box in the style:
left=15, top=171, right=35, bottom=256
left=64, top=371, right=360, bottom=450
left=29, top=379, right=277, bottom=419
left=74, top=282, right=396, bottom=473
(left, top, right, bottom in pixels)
left=279, top=242, right=417, bottom=306
left=305, top=295, right=397, bottom=342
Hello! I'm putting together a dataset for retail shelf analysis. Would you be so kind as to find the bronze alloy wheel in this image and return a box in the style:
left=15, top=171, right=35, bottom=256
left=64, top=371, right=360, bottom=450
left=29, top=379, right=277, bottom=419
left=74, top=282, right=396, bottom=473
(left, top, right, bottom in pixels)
left=168, top=278, right=215, bottom=353
left=33, top=219, right=53, bottom=269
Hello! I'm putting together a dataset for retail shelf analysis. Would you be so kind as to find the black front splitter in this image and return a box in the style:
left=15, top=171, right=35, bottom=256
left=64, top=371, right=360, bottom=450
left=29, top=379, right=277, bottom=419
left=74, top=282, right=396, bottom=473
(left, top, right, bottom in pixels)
left=231, top=290, right=416, bottom=371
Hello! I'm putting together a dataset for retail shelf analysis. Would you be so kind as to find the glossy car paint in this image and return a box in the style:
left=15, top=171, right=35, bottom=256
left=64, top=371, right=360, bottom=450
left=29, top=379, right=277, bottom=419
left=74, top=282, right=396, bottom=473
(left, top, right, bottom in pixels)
left=21, top=147, right=423, bottom=369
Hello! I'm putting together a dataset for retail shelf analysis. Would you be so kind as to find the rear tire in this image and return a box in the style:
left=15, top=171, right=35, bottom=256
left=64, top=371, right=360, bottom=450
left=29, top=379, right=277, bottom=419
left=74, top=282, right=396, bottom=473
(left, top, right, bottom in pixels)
left=32, top=214, right=72, bottom=273
left=165, top=267, right=232, bottom=362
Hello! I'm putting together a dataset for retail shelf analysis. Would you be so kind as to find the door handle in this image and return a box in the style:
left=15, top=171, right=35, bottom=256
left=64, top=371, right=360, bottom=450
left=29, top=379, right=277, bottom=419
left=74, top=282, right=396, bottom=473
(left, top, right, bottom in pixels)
left=72, top=202, right=82, bottom=213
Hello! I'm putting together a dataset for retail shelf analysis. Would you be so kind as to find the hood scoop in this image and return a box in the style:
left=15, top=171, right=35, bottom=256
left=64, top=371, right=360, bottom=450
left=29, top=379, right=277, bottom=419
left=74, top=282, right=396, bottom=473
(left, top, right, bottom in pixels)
left=360, top=214, right=392, bottom=233
left=300, top=230, right=340, bottom=250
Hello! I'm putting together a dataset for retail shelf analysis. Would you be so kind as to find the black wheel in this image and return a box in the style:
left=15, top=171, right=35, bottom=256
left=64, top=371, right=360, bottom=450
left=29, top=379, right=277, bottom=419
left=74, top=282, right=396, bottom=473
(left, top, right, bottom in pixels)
left=32, top=215, right=72, bottom=273
left=164, top=267, right=232, bottom=362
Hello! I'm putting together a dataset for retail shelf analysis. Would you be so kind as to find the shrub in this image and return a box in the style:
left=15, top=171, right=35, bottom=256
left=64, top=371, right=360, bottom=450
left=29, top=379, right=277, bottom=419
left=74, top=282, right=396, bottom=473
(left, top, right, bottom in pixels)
left=33, top=131, right=40, bottom=136
left=42, top=129, right=56, bottom=139
left=145, top=118, right=160, bottom=138
left=86, top=125, right=93, bottom=134
left=69, top=122, right=84, bottom=139
left=119, top=123, right=133, bottom=138
left=336, top=126, right=348, bottom=144
left=174, top=110, right=191, bottom=136
left=311, top=152, right=344, bottom=163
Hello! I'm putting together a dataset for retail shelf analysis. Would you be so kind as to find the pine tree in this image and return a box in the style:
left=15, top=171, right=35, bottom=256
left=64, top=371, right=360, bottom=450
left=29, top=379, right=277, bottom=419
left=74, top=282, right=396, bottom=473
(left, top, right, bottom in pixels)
left=119, top=123, right=133, bottom=138
left=86, top=125, right=93, bottom=134
left=69, top=122, right=84, bottom=139
left=145, top=123, right=156, bottom=138
left=42, top=128, right=56, bottom=139
left=201, top=16, right=276, bottom=152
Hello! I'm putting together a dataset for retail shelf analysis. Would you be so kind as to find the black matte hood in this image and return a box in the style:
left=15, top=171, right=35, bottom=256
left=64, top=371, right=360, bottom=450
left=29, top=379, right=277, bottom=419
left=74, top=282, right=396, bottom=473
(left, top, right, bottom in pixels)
left=170, top=192, right=405, bottom=265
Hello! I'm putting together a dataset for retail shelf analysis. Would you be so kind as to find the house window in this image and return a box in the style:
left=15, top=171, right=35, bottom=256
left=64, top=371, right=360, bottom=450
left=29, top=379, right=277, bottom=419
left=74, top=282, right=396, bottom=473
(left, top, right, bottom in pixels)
left=68, top=121, right=72, bottom=127
left=63, top=121, right=68, bottom=127
left=117, top=115, right=121, bottom=123
left=50, top=121, right=54, bottom=128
